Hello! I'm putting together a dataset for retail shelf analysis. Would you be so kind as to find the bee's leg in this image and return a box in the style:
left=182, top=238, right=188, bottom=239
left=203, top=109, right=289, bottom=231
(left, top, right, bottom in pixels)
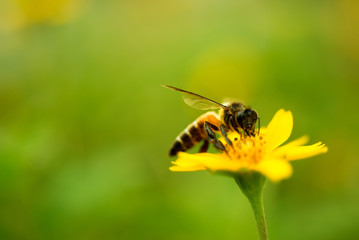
left=204, top=121, right=226, bottom=152
left=220, top=124, right=232, bottom=146
left=199, top=140, right=209, bottom=153
left=204, top=121, right=219, bottom=131
left=229, top=115, right=243, bottom=138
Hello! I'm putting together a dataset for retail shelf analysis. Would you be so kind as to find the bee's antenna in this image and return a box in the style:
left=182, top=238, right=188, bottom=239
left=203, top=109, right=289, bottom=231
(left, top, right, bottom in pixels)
left=257, top=118, right=261, bottom=135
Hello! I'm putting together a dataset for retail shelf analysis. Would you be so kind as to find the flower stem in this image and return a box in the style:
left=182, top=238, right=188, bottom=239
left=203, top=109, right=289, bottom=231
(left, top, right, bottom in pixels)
left=248, top=191, right=268, bottom=240
left=234, top=172, right=268, bottom=240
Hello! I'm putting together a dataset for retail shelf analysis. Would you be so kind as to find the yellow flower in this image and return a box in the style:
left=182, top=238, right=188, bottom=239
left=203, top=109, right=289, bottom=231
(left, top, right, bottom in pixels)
left=170, top=109, right=328, bottom=182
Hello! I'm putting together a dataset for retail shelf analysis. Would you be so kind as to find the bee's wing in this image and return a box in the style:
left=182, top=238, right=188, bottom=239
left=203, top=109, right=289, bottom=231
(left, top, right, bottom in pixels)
left=162, top=85, right=225, bottom=110
left=182, top=93, right=223, bottom=110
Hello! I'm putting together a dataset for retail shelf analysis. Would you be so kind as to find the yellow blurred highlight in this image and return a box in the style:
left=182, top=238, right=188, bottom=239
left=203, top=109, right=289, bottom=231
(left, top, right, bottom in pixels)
left=0, top=0, right=84, bottom=31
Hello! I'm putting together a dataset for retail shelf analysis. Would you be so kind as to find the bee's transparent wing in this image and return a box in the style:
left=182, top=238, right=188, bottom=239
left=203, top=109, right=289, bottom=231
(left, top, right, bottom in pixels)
left=182, top=92, right=223, bottom=110
left=162, top=85, right=225, bottom=110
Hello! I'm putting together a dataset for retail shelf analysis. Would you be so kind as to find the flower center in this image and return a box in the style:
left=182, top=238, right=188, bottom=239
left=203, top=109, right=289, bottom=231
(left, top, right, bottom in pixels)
left=225, top=135, right=267, bottom=166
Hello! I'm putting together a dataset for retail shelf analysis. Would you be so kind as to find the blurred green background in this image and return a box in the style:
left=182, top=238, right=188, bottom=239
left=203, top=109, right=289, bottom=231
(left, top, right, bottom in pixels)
left=0, top=0, right=358, bottom=239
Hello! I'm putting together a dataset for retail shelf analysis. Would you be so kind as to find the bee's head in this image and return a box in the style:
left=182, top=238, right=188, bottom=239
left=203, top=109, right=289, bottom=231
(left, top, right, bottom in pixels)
left=236, top=109, right=258, bottom=136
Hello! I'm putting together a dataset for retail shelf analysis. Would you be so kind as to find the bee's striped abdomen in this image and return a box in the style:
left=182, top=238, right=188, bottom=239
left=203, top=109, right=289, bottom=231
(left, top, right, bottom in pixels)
left=169, top=112, right=220, bottom=156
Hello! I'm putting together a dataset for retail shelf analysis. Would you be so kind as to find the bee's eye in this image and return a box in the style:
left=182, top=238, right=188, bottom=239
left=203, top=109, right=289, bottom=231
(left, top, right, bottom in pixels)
left=246, top=109, right=257, bottom=120
left=236, top=111, right=245, bottom=125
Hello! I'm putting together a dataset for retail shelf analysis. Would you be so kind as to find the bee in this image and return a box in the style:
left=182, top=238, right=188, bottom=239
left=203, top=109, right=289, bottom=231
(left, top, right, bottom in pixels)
left=163, top=85, right=260, bottom=156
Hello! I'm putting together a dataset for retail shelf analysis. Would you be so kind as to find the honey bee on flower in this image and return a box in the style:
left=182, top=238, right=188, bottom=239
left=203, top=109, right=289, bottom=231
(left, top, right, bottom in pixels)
left=163, top=85, right=328, bottom=182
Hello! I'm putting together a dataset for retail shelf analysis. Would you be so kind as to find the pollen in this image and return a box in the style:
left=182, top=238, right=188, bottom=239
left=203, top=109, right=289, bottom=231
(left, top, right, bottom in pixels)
left=224, top=134, right=267, bottom=166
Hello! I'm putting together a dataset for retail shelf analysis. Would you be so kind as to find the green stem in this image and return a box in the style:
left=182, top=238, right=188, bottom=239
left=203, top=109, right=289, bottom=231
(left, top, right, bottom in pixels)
left=248, top=191, right=268, bottom=240
left=234, top=172, right=268, bottom=240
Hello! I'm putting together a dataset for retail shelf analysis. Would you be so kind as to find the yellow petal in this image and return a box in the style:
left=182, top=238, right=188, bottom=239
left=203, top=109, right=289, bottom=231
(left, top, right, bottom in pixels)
left=254, top=158, right=293, bottom=182
left=282, top=135, right=309, bottom=147
left=170, top=152, right=245, bottom=173
left=169, top=165, right=206, bottom=171
left=170, top=153, right=207, bottom=171
left=272, top=142, right=328, bottom=161
left=170, top=152, right=227, bottom=172
left=265, top=109, right=293, bottom=151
